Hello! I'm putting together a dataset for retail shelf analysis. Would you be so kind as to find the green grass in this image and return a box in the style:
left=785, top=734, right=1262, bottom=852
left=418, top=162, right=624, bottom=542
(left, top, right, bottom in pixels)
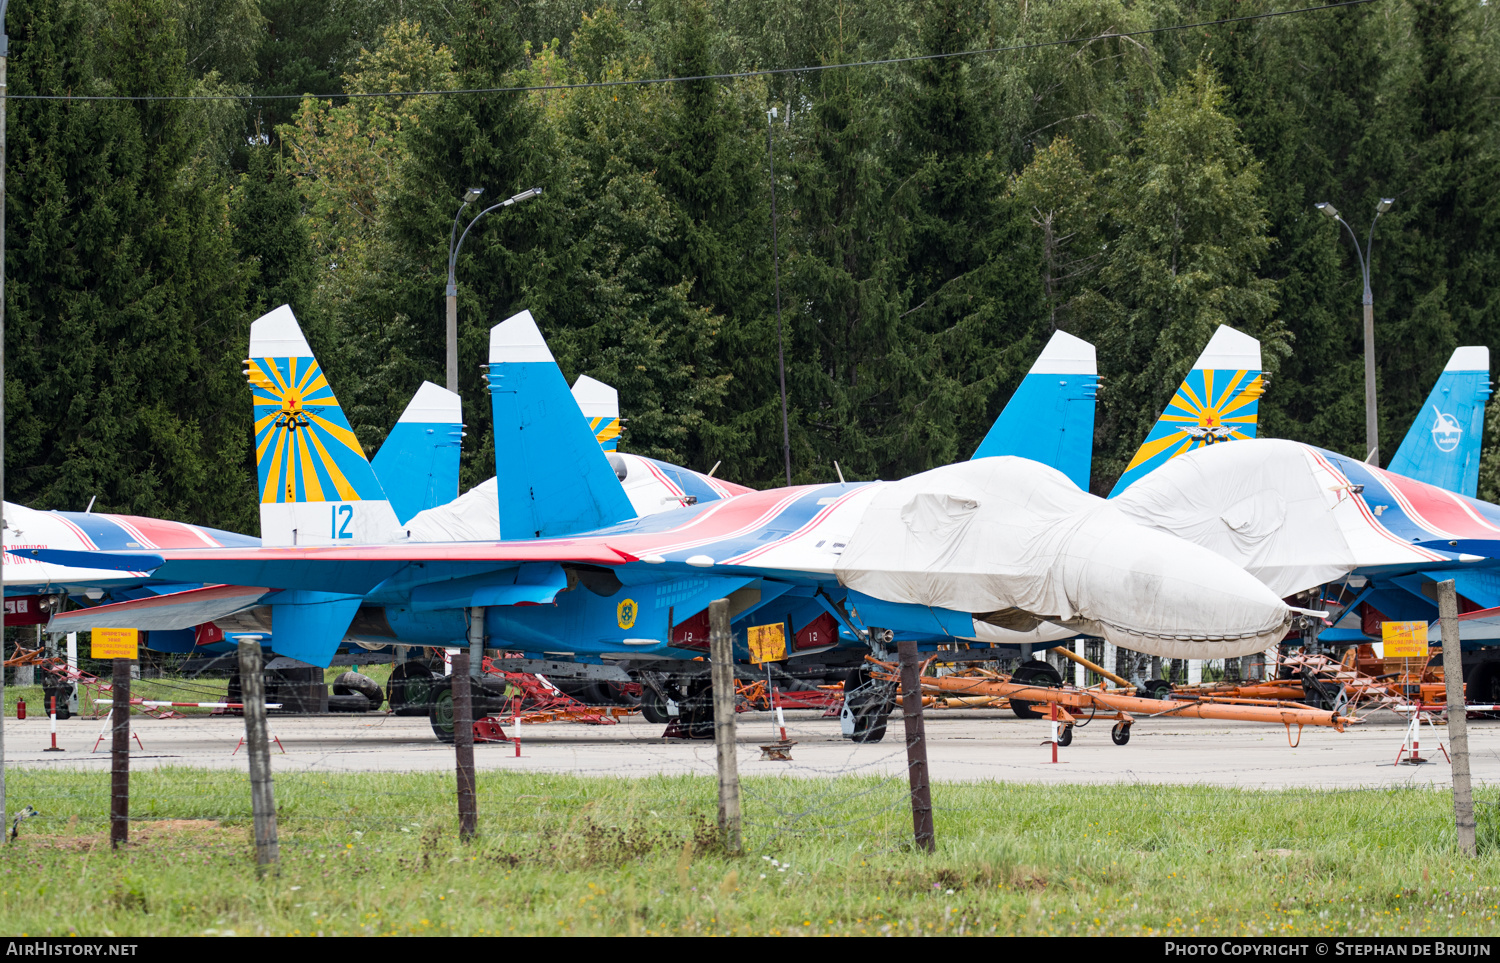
left=2, top=769, right=1500, bottom=936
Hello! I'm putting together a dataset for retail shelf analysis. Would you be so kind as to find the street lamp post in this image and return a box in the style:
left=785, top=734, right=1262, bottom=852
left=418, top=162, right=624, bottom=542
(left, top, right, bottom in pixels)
left=1316, top=197, right=1394, bottom=465
left=445, top=187, right=484, bottom=393
left=445, top=187, right=541, bottom=392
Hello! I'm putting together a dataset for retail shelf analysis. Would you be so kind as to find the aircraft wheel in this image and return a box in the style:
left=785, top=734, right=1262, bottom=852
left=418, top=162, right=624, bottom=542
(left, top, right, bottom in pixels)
left=225, top=669, right=243, bottom=715
left=1010, top=660, right=1063, bottom=719
left=682, top=679, right=716, bottom=740
left=389, top=661, right=437, bottom=717
left=1139, top=679, right=1172, bottom=701
left=428, top=677, right=456, bottom=743
left=1298, top=669, right=1344, bottom=712
left=1111, top=722, right=1131, bottom=746
left=843, top=668, right=895, bottom=743
left=1468, top=662, right=1500, bottom=715
left=641, top=683, right=672, bottom=724
left=41, top=682, right=71, bottom=720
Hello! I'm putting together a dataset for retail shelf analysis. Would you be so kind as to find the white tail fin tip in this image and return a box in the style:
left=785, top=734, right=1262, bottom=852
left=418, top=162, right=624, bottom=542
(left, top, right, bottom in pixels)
left=571, top=375, right=619, bottom=420
left=398, top=382, right=462, bottom=424
left=249, top=305, right=314, bottom=359
left=1031, top=330, right=1097, bottom=375
left=1194, top=325, right=1260, bottom=371
left=1445, top=346, right=1490, bottom=372
left=488, top=309, right=553, bottom=364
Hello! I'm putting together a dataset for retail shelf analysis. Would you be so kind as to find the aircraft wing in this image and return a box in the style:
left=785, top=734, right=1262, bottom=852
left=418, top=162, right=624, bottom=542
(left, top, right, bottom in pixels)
left=27, top=461, right=1298, bottom=664
left=48, top=583, right=273, bottom=633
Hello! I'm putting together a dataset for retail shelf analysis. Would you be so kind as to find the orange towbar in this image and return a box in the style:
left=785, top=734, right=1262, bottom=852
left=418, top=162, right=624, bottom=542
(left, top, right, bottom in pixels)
left=869, top=659, right=1349, bottom=746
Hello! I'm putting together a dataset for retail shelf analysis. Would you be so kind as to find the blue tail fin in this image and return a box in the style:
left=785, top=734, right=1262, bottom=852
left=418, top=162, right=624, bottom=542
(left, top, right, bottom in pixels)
left=1108, top=325, right=1264, bottom=497
left=571, top=375, right=622, bottom=452
left=1388, top=346, right=1491, bottom=496
left=371, top=382, right=463, bottom=525
left=487, top=310, right=638, bottom=539
left=246, top=305, right=400, bottom=545
left=971, top=330, right=1098, bottom=489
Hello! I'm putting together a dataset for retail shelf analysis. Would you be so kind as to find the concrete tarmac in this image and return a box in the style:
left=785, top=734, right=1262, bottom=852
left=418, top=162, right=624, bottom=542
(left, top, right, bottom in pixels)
left=6, top=707, right=1500, bottom=789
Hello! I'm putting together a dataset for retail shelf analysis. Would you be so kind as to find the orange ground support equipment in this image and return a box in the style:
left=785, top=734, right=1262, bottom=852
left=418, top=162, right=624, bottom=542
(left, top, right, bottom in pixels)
left=476, top=657, right=636, bottom=725
left=868, top=657, right=1349, bottom=747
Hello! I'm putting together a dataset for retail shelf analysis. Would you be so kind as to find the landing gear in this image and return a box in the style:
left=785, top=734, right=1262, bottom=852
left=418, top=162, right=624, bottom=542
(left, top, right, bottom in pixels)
left=1468, top=662, right=1500, bottom=716
left=388, top=660, right=439, bottom=716
left=1299, top=668, right=1347, bottom=713
left=428, top=677, right=456, bottom=743
left=679, top=679, right=716, bottom=740
left=1111, top=722, right=1132, bottom=746
left=1139, top=679, right=1173, bottom=701
left=841, top=667, right=896, bottom=743
left=1010, top=660, right=1063, bottom=719
left=641, top=684, right=673, bottom=724
left=40, top=680, right=72, bottom=720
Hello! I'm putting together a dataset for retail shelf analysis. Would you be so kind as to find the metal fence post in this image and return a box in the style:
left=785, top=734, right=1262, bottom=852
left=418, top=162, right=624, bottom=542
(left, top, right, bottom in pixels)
left=109, top=658, right=129, bottom=849
left=1438, top=580, right=1476, bottom=855
left=897, top=636, right=935, bottom=853
left=708, top=599, right=741, bottom=852
left=452, top=650, right=477, bottom=840
left=237, top=638, right=279, bottom=870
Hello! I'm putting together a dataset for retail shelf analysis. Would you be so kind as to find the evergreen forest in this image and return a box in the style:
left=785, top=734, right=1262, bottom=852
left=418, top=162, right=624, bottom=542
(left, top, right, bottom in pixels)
left=7, top=0, right=1500, bottom=535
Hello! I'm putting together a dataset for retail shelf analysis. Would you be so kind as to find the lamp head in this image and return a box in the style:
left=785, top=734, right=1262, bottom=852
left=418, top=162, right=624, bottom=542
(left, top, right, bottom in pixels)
left=462, top=187, right=484, bottom=204
left=1315, top=202, right=1339, bottom=219
left=1377, top=197, right=1395, bottom=214
left=507, top=187, right=542, bottom=205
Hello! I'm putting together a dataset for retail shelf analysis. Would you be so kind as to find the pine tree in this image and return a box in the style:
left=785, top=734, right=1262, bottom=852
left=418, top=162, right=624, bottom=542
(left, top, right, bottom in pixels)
left=651, top=0, right=774, bottom=483
left=1086, top=65, right=1284, bottom=490
left=882, top=0, right=1045, bottom=476
left=7, top=0, right=253, bottom=529
left=354, top=0, right=550, bottom=488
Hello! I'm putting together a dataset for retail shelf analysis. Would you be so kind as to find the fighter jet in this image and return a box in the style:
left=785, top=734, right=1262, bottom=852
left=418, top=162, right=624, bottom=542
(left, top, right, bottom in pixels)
left=35, top=311, right=1295, bottom=678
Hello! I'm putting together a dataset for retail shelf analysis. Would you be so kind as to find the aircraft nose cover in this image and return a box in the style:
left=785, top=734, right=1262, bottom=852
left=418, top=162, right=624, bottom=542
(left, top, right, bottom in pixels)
left=835, top=457, right=1290, bottom=658
left=1055, top=517, right=1293, bottom=659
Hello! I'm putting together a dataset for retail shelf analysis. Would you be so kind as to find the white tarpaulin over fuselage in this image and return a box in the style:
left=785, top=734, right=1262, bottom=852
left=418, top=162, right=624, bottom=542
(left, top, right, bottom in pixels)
left=1108, top=439, right=1446, bottom=598
left=832, top=457, right=1294, bottom=659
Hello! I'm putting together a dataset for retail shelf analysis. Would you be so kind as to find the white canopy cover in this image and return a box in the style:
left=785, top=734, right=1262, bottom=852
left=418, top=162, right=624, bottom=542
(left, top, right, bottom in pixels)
left=1109, top=439, right=1440, bottom=598
left=834, top=457, right=1294, bottom=659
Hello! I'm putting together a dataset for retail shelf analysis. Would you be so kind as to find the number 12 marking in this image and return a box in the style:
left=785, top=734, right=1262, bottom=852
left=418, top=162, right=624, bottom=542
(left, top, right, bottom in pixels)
left=331, top=504, right=354, bottom=539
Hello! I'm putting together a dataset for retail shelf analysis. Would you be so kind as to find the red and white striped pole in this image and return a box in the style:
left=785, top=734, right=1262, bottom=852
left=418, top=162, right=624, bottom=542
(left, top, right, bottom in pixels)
left=1049, top=700, right=1059, bottom=764
left=772, top=686, right=788, bottom=742
left=43, top=695, right=62, bottom=752
left=511, top=696, right=522, bottom=757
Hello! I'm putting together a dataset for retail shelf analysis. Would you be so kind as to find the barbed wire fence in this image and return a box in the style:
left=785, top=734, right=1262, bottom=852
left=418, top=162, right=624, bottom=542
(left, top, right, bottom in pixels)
left=4, top=619, right=1500, bottom=867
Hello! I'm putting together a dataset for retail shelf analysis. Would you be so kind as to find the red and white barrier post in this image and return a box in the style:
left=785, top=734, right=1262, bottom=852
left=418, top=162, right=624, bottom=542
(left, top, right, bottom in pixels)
left=43, top=695, right=63, bottom=752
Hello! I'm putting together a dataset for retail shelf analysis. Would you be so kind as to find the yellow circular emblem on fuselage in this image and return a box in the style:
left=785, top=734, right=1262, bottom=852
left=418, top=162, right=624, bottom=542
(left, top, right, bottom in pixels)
left=617, top=598, right=638, bottom=630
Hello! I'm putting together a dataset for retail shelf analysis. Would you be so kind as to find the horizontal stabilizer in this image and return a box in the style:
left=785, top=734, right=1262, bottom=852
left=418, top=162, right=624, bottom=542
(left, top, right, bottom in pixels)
left=268, top=590, right=365, bottom=667
left=18, top=548, right=163, bottom=573
left=488, top=310, right=638, bottom=538
left=572, top=375, right=622, bottom=452
left=1388, top=346, right=1490, bottom=496
left=247, top=304, right=400, bottom=545
left=372, top=381, right=463, bottom=524
left=1110, top=325, right=1263, bottom=496
left=971, top=330, right=1098, bottom=489
left=48, top=583, right=270, bottom=632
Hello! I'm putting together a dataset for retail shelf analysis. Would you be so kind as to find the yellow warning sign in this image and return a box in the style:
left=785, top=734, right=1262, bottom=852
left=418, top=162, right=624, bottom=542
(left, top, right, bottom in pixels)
left=1382, top=621, right=1429, bottom=659
left=92, top=627, right=139, bottom=660
left=748, top=622, right=787, bottom=665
